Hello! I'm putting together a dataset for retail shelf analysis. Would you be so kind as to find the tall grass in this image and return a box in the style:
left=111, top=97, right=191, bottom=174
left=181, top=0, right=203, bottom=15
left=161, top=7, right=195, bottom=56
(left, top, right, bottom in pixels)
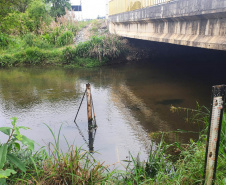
left=216, top=113, right=226, bottom=183
left=116, top=108, right=226, bottom=184
left=0, top=20, right=129, bottom=68
left=75, top=34, right=128, bottom=63
left=6, top=123, right=113, bottom=184
left=3, top=110, right=226, bottom=184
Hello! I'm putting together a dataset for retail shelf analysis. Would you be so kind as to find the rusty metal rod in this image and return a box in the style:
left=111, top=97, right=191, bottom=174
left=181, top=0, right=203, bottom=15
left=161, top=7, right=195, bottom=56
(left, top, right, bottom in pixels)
left=74, top=89, right=87, bottom=123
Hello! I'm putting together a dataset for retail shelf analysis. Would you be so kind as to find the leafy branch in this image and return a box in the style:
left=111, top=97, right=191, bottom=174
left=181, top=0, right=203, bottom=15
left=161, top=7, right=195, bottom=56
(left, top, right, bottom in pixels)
left=0, top=117, right=34, bottom=183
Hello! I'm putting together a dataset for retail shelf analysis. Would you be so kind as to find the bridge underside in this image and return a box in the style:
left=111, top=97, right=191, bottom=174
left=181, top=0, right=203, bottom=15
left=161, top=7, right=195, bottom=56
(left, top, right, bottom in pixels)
left=108, top=0, right=226, bottom=51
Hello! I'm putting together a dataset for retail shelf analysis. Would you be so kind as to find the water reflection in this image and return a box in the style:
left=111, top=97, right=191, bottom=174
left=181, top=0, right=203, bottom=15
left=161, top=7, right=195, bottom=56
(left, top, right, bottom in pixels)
left=0, top=68, right=79, bottom=109
left=74, top=121, right=97, bottom=153
left=88, top=127, right=97, bottom=153
left=1, top=57, right=226, bottom=165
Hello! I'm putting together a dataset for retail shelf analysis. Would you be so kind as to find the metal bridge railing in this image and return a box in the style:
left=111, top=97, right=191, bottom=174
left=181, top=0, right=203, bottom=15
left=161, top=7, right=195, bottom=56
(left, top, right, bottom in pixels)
left=109, top=0, right=174, bottom=16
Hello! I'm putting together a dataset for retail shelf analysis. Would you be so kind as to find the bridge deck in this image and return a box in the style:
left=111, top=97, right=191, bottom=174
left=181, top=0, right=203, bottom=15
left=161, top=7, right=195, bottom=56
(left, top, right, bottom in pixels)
left=108, top=0, right=226, bottom=51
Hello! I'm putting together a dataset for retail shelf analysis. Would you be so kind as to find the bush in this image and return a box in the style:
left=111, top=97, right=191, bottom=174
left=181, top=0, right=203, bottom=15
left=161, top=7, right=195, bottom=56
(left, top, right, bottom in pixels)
left=0, top=55, right=6, bottom=67
left=57, top=31, right=74, bottom=46
left=74, top=34, right=127, bottom=62
left=45, top=49, right=62, bottom=64
left=62, top=46, right=76, bottom=64
left=34, top=38, right=52, bottom=49
left=24, top=47, right=46, bottom=65
left=24, top=33, right=52, bottom=49
left=0, top=54, right=18, bottom=67
left=41, top=27, right=60, bottom=45
left=62, top=46, right=104, bottom=67
left=24, top=33, right=35, bottom=47
left=27, top=0, right=52, bottom=33
left=0, top=32, right=10, bottom=48
left=0, top=48, right=64, bottom=67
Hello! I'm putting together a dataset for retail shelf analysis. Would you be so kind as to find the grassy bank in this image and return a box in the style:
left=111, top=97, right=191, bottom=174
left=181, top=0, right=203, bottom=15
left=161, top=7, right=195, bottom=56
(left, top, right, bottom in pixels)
left=1, top=2, right=127, bottom=69
left=1, top=110, right=225, bottom=184
left=0, top=33, right=127, bottom=68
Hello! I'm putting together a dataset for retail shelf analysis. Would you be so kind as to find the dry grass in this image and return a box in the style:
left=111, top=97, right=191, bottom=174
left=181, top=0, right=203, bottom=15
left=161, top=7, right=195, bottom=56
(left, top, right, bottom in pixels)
left=38, top=9, right=78, bottom=35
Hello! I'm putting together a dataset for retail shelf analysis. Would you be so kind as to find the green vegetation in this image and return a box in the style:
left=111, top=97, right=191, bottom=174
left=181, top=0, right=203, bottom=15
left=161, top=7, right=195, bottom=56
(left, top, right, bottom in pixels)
left=89, top=19, right=102, bottom=36
left=45, top=0, right=71, bottom=18
left=0, top=120, right=112, bottom=184
left=75, top=35, right=127, bottom=62
left=0, top=0, right=127, bottom=68
left=0, top=117, right=34, bottom=184
left=61, top=34, right=127, bottom=67
left=0, top=33, right=126, bottom=67
left=1, top=107, right=225, bottom=184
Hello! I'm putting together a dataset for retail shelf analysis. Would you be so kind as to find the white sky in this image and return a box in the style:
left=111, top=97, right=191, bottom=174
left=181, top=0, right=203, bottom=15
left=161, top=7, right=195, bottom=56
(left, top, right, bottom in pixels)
left=70, top=0, right=108, bottom=19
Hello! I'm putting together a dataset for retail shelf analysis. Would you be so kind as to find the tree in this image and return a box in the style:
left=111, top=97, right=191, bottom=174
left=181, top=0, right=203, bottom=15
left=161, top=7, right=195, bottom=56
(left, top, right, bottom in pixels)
left=0, top=0, right=32, bottom=32
left=15, top=0, right=32, bottom=13
left=0, top=0, right=14, bottom=21
left=27, top=0, right=52, bottom=33
left=45, top=0, right=71, bottom=18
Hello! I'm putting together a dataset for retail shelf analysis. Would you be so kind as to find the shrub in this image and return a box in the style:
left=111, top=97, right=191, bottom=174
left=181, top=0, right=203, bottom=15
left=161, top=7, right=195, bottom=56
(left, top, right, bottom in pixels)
left=45, top=49, right=62, bottom=64
left=24, top=33, right=52, bottom=49
left=0, top=32, right=10, bottom=48
left=57, top=31, right=74, bottom=46
left=0, top=55, right=6, bottom=67
left=24, top=47, right=46, bottom=65
left=0, top=54, right=18, bottom=67
left=34, top=37, right=52, bottom=49
left=0, top=117, right=34, bottom=184
left=27, top=0, right=52, bottom=33
left=62, top=46, right=76, bottom=64
left=24, top=33, right=35, bottom=47
left=42, top=33, right=51, bottom=44
left=41, top=27, right=60, bottom=45
left=75, top=34, right=127, bottom=62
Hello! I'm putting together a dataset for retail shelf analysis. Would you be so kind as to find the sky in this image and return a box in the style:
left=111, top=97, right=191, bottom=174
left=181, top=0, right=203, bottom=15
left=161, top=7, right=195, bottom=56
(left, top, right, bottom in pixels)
left=70, top=0, right=108, bottom=19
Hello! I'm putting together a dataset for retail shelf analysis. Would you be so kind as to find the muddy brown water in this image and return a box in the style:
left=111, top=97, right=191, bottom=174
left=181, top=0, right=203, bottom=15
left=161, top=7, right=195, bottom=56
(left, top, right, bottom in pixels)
left=1, top=51, right=226, bottom=166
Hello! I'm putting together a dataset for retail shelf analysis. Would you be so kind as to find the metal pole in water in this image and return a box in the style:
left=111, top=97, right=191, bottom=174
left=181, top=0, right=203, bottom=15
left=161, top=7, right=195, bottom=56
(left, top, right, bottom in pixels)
left=86, top=83, right=93, bottom=124
left=204, top=85, right=226, bottom=185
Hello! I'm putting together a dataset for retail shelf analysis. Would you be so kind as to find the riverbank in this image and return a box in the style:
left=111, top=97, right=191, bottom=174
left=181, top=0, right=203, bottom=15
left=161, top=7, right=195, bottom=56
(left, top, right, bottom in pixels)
left=1, top=110, right=225, bottom=184
left=0, top=19, right=139, bottom=68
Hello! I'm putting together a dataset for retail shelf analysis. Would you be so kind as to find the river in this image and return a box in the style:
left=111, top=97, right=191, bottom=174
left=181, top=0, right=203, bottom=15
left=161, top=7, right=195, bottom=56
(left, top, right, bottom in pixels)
left=0, top=46, right=226, bottom=166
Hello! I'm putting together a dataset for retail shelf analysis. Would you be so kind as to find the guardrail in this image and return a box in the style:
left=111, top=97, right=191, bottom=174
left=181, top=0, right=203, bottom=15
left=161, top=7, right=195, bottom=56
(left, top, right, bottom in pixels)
left=109, top=0, right=175, bottom=16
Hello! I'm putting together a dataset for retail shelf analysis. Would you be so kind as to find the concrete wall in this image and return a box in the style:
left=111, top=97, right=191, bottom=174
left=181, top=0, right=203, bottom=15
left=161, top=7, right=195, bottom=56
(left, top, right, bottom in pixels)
left=108, top=0, right=226, bottom=50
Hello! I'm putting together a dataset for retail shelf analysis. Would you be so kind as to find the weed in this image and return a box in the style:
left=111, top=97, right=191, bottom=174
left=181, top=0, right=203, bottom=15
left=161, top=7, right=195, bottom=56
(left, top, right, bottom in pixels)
left=57, top=31, right=74, bottom=47
left=24, top=47, right=46, bottom=65
left=0, top=33, right=10, bottom=48
left=0, top=117, right=34, bottom=184
left=2, top=111, right=225, bottom=184
left=62, top=46, right=76, bottom=64
left=24, top=33, right=35, bottom=47
left=75, top=34, right=127, bottom=63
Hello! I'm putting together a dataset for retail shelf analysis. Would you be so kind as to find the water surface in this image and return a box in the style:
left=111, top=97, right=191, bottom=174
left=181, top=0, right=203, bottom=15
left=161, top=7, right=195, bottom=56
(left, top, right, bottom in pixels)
left=1, top=53, right=226, bottom=165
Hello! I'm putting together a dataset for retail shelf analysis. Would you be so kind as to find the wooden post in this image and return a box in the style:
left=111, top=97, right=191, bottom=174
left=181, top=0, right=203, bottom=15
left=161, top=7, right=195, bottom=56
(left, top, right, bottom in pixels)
left=204, top=85, right=226, bottom=185
left=86, top=84, right=92, bottom=123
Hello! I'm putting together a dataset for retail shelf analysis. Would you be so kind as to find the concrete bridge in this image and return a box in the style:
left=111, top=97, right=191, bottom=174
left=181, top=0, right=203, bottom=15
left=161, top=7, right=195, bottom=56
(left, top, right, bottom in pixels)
left=108, top=0, right=226, bottom=51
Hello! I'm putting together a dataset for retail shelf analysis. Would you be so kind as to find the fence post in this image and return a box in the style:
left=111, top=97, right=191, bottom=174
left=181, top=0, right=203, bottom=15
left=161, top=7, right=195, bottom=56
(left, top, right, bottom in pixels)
left=204, top=85, right=226, bottom=185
